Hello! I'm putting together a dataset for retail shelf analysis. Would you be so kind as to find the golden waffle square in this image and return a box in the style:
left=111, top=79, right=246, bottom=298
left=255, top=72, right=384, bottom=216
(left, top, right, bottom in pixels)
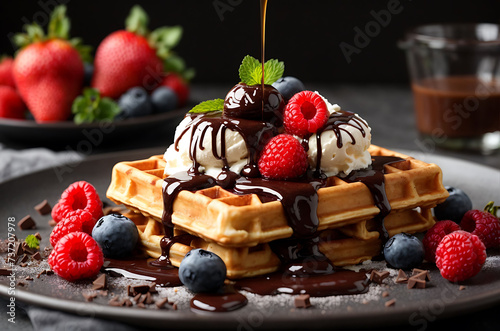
left=124, top=207, right=435, bottom=279
left=106, top=145, right=448, bottom=247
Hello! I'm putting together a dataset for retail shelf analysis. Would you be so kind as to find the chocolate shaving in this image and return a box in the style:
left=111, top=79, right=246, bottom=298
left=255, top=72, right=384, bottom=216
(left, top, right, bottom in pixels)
left=294, top=294, right=312, bottom=309
left=395, top=269, right=408, bottom=283
left=136, top=303, right=145, bottom=309
left=407, top=276, right=426, bottom=289
left=370, top=270, right=390, bottom=284
left=0, top=268, right=12, bottom=276
left=82, top=292, right=97, bottom=302
left=155, top=297, right=169, bottom=309
left=92, top=274, right=107, bottom=290
left=133, top=293, right=142, bottom=303
left=34, top=200, right=52, bottom=215
left=145, top=292, right=154, bottom=304
left=412, top=269, right=431, bottom=282
left=385, top=298, right=396, bottom=307
left=25, top=276, right=33, bottom=281
left=108, top=298, right=123, bottom=307
left=18, top=215, right=36, bottom=230
left=20, top=263, right=28, bottom=267
left=124, top=299, right=133, bottom=307
left=172, top=303, right=178, bottom=310
left=17, top=281, right=26, bottom=287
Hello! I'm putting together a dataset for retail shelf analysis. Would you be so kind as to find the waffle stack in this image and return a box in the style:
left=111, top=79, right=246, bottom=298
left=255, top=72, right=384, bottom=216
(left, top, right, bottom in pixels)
left=106, top=145, right=449, bottom=278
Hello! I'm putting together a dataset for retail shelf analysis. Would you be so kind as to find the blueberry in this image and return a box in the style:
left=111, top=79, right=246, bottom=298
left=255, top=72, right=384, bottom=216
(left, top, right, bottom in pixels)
left=272, top=76, right=305, bottom=101
left=434, top=186, right=472, bottom=224
left=117, top=87, right=153, bottom=119
left=179, top=249, right=226, bottom=293
left=151, top=86, right=178, bottom=113
left=383, top=233, right=425, bottom=270
left=83, top=62, right=94, bottom=87
left=92, top=214, right=139, bottom=258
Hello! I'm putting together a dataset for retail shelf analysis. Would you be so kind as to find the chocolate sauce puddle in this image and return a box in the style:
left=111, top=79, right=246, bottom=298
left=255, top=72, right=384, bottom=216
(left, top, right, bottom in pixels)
left=190, top=285, right=248, bottom=313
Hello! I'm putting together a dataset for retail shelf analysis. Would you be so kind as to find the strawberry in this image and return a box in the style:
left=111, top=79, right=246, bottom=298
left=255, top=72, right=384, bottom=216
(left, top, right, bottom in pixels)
left=12, top=6, right=87, bottom=123
left=0, top=57, right=16, bottom=88
left=158, top=73, right=190, bottom=107
left=0, top=86, right=26, bottom=119
left=92, top=5, right=191, bottom=100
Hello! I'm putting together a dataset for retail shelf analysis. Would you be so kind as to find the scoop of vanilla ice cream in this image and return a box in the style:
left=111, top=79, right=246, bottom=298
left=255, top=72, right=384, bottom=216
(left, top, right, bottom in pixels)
left=163, top=115, right=249, bottom=177
left=307, top=94, right=372, bottom=177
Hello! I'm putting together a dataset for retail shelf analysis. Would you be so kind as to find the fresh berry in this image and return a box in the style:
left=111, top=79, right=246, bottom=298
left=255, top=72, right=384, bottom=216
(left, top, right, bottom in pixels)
left=435, top=230, right=486, bottom=282
left=284, top=91, right=329, bottom=137
left=0, top=57, right=16, bottom=88
left=272, top=76, right=305, bottom=102
left=434, top=186, right=472, bottom=224
left=179, top=249, right=226, bottom=293
left=461, top=209, right=500, bottom=248
left=151, top=86, right=178, bottom=112
left=258, top=134, right=308, bottom=180
left=48, top=232, right=104, bottom=281
left=383, top=233, right=425, bottom=269
left=0, top=86, right=26, bottom=119
left=159, top=73, right=189, bottom=107
left=422, top=220, right=461, bottom=263
left=83, top=62, right=94, bottom=87
left=91, top=214, right=139, bottom=258
left=117, top=87, right=153, bottom=118
left=51, top=181, right=103, bottom=224
left=12, top=6, right=85, bottom=122
left=50, top=212, right=85, bottom=247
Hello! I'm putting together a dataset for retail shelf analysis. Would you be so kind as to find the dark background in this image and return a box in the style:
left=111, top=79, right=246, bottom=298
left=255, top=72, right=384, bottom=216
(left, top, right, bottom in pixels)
left=1, top=0, right=500, bottom=85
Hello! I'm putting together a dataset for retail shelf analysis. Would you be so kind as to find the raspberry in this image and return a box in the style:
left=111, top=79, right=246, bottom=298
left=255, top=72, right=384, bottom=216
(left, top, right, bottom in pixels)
left=258, top=134, right=308, bottom=180
left=461, top=209, right=500, bottom=248
left=422, top=220, right=461, bottom=263
left=284, top=91, right=329, bottom=137
left=49, top=210, right=96, bottom=247
left=48, top=232, right=104, bottom=281
left=52, top=181, right=103, bottom=224
left=435, top=230, right=486, bottom=282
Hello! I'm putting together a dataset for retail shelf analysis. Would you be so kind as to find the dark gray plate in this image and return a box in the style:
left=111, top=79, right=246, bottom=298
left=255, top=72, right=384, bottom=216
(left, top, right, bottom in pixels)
left=0, top=149, right=499, bottom=330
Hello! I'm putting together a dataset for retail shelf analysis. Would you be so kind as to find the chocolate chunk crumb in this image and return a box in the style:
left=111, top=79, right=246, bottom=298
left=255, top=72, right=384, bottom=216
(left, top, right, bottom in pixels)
left=132, top=284, right=150, bottom=294
left=155, top=297, right=169, bottom=309
left=395, top=269, right=408, bottom=283
left=19, top=254, right=29, bottom=263
left=412, top=269, right=431, bottom=282
left=370, top=270, right=390, bottom=284
left=32, top=252, right=42, bottom=261
left=124, top=299, right=133, bottom=307
left=34, top=232, right=42, bottom=241
left=137, top=294, right=147, bottom=305
left=18, top=215, right=36, bottom=230
left=459, top=285, right=466, bottom=291
left=382, top=291, right=390, bottom=297
left=17, top=281, right=26, bottom=287
left=14, top=242, right=23, bottom=259
left=22, top=242, right=36, bottom=255
left=92, top=274, right=107, bottom=290
left=136, top=303, right=145, bottom=309
left=0, top=268, right=12, bottom=276
left=294, top=294, right=312, bottom=309
left=35, top=200, right=52, bottom=215
left=99, top=290, right=108, bottom=297
left=48, top=219, right=57, bottom=227
left=20, top=263, right=28, bottom=267
left=145, top=292, right=153, bottom=304
left=46, top=270, right=54, bottom=275
left=149, top=283, right=158, bottom=293
left=82, top=292, right=97, bottom=302
left=127, top=285, right=134, bottom=297
left=407, top=276, right=426, bottom=289
left=385, top=298, right=396, bottom=307
left=108, top=298, right=123, bottom=307
left=362, top=299, right=369, bottom=305
left=133, top=293, right=142, bottom=303
left=172, top=303, right=178, bottom=310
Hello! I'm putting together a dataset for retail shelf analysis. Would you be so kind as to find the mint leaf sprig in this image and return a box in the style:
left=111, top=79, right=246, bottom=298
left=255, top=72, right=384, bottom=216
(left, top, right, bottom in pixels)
left=72, top=88, right=120, bottom=124
left=189, top=99, right=224, bottom=114
left=238, top=55, right=284, bottom=86
left=25, top=235, right=40, bottom=250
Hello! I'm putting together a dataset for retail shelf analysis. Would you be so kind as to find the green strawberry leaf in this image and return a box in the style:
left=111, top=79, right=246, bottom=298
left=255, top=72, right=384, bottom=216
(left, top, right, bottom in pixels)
left=125, top=5, right=149, bottom=37
left=48, top=5, right=70, bottom=40
left=72, top=88, right=120, bottom=124
left=189, top=99, right=224, bottom=113
left=238, top=55, right=284, bottom=86
left=70, top=38, right=93, bottom=63
left=150, top=26, right=183, bottom=53
left=25, top=235, right=39, bottom=250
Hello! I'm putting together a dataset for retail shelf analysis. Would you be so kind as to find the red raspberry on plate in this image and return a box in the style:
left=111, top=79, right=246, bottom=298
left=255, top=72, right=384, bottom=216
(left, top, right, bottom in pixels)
left=48, top=232, right=103, bottom=281
left=49, top=210, right=96, bottom=247
left=435, top=230, right=486, bottom=282
left=258, top=134, right=308, bottom=180
left=52, top=181, right=103, bottom=224
left=461, top=209, right=500, bottom=248
left=422, top=220, right=461, bottom=263
left=284, top=90, right=328, bottom=137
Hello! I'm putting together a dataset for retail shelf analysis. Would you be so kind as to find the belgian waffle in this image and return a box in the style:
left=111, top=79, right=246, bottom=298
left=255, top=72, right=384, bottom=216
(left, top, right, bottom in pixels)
left=107, top=145, right=448, bottom=247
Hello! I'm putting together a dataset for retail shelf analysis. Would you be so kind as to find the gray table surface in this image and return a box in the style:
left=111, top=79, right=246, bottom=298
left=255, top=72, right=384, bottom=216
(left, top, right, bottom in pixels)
left=0, top=84, right=499, bottom=330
